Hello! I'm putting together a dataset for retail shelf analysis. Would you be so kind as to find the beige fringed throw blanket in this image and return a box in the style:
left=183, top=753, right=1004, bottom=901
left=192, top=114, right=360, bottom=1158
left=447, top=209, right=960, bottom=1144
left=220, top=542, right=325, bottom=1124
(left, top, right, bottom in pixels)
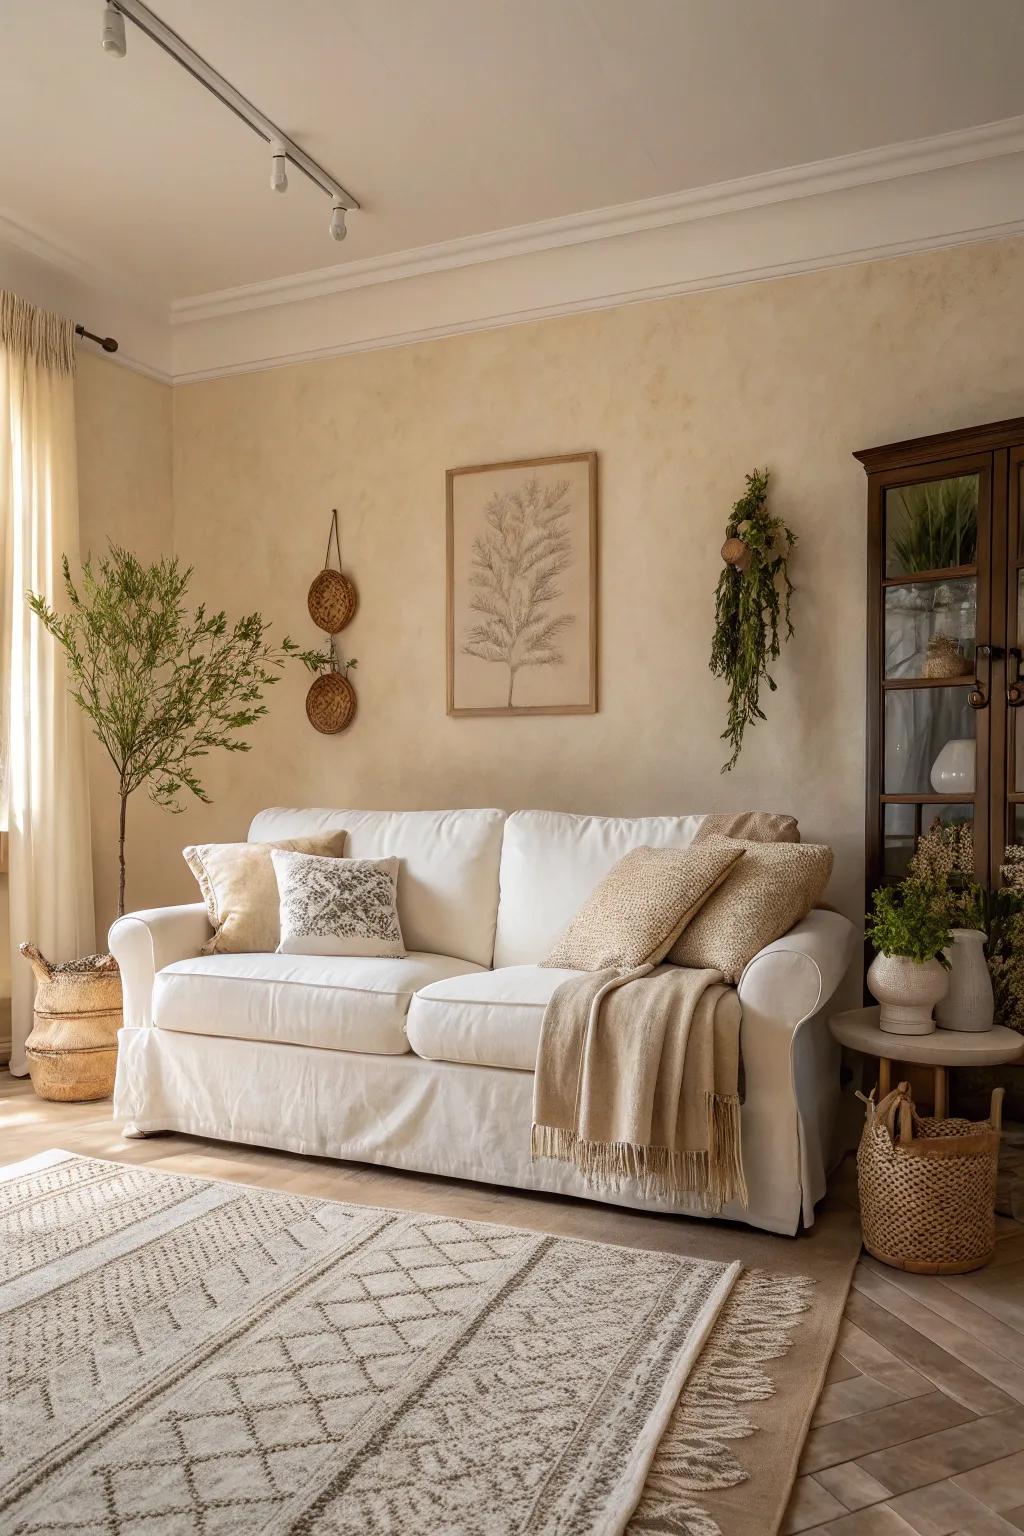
left=532, top=964, right=748, bottom=1210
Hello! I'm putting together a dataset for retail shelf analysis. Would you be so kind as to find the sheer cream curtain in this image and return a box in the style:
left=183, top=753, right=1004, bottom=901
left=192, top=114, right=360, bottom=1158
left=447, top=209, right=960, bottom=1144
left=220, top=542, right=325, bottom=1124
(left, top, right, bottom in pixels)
left=0, top=291, right=95, bottom=1075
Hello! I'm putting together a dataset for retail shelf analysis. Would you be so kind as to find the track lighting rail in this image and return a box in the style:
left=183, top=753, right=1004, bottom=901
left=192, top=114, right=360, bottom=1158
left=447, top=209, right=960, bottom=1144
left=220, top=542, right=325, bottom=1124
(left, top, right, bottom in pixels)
left=105, top=1, right=359, bottom=214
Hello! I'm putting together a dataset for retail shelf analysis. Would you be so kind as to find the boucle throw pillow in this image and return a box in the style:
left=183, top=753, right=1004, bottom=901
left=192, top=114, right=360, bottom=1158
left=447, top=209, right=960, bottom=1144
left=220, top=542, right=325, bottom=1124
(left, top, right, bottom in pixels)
left=541, top=837, right=746, bottom=972
left=184, top=834, right=348, bottom=954
left=668, top=839, right=833, bottom=982
left=694, top=811, right=799, bottom=844
left=273, top=850, right=406, bottom=958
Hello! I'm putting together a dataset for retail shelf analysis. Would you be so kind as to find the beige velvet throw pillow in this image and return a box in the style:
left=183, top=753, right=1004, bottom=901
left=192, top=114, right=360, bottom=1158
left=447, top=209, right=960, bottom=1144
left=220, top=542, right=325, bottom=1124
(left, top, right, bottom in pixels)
left=668, top=839, right=833, bottom=982
left=541, top=837, right=746, bottom=972
left=184, top=834, right=347, bottom=953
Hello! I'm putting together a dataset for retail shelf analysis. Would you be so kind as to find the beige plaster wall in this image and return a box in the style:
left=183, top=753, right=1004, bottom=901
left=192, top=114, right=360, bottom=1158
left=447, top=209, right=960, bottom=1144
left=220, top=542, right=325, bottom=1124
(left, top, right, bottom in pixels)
left=75, top=352, right=174, bottom=938
left=77, top=237, right=1024, bottom=940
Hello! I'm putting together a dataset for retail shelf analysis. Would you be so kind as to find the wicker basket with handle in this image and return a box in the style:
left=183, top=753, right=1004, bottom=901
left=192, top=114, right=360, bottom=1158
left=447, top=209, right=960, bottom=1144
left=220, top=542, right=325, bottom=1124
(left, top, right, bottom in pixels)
left=857, top=1080, right=1004, bottom=1275
left=20, top=943, right=122, bottom=1102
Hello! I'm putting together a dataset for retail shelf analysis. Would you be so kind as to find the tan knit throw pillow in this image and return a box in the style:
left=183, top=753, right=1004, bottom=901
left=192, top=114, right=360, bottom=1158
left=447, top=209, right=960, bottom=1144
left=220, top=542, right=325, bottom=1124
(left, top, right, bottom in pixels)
left=668, top=839, right=833, bottom=982
left=183, top=834, right=347, bottom=954
left=541, top=837, right=746, bottom=972
left=695, top=811, right=799, bottom=844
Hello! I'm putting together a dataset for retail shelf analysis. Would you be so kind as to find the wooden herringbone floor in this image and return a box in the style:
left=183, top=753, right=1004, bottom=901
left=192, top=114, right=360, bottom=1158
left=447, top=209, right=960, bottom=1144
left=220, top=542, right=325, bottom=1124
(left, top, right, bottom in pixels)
left=785, top=1131, right=1024, bottom=1535
left=3, top=1069, right=1023, bottom=1533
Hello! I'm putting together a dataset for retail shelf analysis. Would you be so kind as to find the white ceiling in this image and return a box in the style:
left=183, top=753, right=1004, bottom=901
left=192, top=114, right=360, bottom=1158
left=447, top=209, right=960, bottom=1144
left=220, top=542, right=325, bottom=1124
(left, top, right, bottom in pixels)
left=2, top=0, right=1023, bottom=305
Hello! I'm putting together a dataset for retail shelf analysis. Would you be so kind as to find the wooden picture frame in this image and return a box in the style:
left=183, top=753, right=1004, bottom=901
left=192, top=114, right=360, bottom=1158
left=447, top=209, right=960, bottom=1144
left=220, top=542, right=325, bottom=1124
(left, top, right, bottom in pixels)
left=446, top=451, right=598, bottom=717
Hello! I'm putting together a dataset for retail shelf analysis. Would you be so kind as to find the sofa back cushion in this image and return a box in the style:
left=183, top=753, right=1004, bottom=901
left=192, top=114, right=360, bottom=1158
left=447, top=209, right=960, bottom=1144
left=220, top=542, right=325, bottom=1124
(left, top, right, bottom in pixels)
left=248, top=808, right=506, bottom=967
left=493, top=810, right=706, bottom=967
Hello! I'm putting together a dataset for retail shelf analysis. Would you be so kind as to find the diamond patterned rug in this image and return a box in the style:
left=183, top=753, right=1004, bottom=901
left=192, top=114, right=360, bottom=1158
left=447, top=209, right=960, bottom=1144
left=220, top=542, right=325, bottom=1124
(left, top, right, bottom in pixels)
left=0, top=1151, right=817, bottom=1535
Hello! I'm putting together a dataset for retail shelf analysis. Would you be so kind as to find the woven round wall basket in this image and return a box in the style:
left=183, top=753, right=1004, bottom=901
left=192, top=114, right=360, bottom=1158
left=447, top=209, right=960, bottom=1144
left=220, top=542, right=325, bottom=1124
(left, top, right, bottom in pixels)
left=857, top=1081, right=1003, bottom=1275
left=308, top=568, right=358, bottom=634
left=20, top=943, right=123, bottom=1102
left=306, top=672, right=357, bottom=734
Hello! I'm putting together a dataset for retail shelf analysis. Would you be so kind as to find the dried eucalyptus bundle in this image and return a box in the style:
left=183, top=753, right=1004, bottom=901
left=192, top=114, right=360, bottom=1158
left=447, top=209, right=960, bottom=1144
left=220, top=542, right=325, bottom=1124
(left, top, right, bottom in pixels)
left=710, top=469, right=796, bottom=772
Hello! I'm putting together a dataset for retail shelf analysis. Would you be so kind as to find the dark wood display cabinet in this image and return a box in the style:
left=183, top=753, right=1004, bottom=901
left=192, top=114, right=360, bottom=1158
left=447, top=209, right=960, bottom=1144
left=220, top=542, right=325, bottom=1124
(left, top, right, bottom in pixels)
left=857, top=415, right=1024, bottom=903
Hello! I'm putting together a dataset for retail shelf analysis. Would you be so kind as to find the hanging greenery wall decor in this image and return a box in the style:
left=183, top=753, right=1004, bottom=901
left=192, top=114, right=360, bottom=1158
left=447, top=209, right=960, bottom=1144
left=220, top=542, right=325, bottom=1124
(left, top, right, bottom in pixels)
left=710, top=468, right=796, bottom=772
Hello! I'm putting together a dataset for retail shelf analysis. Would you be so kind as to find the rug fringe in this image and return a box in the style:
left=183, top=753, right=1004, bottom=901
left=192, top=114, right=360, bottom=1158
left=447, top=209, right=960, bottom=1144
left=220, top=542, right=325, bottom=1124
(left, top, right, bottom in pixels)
left=626, top=1268, right=815, bottom=1536
left=531, top=1094, right=748, bottom=1211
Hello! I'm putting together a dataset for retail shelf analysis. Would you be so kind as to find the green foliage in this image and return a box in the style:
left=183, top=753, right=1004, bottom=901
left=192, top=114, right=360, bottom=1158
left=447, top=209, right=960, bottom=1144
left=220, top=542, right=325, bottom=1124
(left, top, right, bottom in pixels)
left=709, top=469, right=796, bottom=772
left=301, top=645, right=358, bottom=678
left=865, top=880, right=953, bottom=966
left=889, top=477, right=978, bottom=573
left=28, top=546, right=319, bottom=915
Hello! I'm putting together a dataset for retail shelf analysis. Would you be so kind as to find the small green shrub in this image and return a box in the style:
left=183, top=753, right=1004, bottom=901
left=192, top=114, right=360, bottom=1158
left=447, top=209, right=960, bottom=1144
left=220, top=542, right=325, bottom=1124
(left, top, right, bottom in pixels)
left=865, top=880, right=952, bottom=966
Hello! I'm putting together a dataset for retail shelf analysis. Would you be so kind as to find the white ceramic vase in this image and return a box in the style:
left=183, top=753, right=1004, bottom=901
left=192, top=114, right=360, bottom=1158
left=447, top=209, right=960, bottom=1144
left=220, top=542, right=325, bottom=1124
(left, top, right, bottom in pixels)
left=935, top=928, right=994, bottom=1033
left=930, top=738, right=975, bottom=794
left=867, top=952, right=948, bottom=1035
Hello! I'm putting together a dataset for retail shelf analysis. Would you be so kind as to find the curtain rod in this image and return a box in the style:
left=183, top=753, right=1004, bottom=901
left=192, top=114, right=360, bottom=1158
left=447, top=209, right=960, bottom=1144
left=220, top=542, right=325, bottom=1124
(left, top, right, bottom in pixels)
left=74, top=324, right=118, bottom=354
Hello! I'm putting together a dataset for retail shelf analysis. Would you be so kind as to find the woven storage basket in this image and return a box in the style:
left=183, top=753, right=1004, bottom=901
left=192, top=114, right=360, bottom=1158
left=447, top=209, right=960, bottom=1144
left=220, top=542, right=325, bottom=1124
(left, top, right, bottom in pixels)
left=306, top=672, right=357, bottom=734
left=307, top=568, right=358, bottom=634
left=857, top=1080, right=1004, bottom=1274
left=20, top=944, right=122, bottom=1102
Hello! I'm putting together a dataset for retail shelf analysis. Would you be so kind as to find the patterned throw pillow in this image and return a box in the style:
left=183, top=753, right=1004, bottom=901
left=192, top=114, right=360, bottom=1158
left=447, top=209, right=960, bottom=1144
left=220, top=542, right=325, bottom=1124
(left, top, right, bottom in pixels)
left=272, top=850, right=406, bottom=958
left=184, top=834, right=348, bottom=954
left=541, top=837, right=746, bottom=972
left=668, top=840, right=833, bottom=982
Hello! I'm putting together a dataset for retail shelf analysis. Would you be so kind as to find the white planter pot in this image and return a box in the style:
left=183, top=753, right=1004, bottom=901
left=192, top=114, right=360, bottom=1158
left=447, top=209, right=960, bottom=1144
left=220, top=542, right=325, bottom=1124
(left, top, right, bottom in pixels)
left=867, top=952, right=948, bottom=1035
left=935, top=928, right=994, bottom=1033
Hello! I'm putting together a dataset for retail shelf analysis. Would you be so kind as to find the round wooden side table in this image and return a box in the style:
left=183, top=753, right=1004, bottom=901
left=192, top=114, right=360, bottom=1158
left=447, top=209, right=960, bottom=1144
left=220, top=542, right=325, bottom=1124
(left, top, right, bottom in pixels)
left=830, top=1006, right=1024, bottom=1116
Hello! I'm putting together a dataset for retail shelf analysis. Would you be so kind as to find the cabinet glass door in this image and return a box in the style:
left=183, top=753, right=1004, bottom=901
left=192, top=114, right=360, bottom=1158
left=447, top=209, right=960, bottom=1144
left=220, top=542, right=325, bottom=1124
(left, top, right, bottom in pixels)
left=1006, top=446, right=1024, bottom=851
left=872, top=458, right=991, bottom=890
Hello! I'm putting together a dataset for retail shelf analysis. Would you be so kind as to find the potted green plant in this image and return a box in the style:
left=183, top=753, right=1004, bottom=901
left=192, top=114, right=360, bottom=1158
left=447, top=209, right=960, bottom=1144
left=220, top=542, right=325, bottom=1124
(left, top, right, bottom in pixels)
left=865, top=880, right=952, bottom=1035
left=28, top=545, right=319, bottom=919
left=19, top=546, right=319, bottom=1102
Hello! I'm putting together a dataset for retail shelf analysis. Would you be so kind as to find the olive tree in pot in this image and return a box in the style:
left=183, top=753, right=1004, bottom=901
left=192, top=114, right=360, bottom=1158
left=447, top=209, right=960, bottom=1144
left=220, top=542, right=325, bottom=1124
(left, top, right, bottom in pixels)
left=20, top=546, right=314, bottom=1101
left=865, top=880, right=953, bottom=1036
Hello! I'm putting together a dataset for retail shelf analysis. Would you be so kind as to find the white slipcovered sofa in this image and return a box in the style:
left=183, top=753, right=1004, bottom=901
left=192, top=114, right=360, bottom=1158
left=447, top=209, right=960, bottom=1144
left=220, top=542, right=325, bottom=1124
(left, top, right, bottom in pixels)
left=111, top=807, right=857, bottom=1235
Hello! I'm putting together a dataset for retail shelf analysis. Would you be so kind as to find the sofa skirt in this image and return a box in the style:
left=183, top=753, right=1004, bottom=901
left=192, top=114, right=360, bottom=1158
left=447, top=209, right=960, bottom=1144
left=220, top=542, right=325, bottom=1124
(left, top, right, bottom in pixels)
left=113, top=1023, right=837, bottom=1236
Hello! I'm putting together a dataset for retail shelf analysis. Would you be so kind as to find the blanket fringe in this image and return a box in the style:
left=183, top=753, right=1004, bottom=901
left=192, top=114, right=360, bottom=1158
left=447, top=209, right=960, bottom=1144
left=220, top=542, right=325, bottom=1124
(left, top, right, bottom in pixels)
left=532, top=1092, right=747, bottom=1211
left=626, top=1267, right=815, bottom=1536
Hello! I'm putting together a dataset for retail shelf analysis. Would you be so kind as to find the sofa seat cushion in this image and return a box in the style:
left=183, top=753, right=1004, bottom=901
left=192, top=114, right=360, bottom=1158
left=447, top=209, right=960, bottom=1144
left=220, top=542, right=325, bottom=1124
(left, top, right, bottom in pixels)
left=405, top=964, right=582, bottom=1072
left=152, top=951, right=484, bottom=1056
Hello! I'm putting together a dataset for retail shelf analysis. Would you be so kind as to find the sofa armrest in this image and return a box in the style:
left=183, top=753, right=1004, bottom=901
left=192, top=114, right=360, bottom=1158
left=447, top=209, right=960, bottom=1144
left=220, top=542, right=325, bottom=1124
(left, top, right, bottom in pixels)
left=737, top=909, right=858, bottom=1029
left=737, top=908, right=858, bottom=1227
left=109, top=904, right=212, bottom=1030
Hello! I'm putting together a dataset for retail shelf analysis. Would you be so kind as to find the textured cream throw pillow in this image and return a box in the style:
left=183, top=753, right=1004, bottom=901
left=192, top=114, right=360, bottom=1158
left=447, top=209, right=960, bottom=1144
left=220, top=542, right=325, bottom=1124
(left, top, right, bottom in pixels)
left=668, top=839, right=833, bottom=982
left=184, top=834, right=347, bottom=954
left=273, top=851, right=406, bottom=958
left=541, top=837, right=746, bottom=972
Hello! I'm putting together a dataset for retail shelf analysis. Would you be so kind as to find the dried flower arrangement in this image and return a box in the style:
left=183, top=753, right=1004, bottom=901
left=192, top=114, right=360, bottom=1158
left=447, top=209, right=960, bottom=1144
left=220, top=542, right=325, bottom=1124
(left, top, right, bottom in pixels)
left=906, top=822, right=1024, bottom=1033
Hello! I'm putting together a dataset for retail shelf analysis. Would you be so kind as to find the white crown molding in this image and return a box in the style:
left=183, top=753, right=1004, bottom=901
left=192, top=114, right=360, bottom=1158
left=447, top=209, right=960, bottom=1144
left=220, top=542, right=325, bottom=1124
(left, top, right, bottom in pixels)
left=9, top=115, right=1024, bottom=388
left=171, top=114, right=1024, bottom=326
left=170, top=217, right=1024, bottom=385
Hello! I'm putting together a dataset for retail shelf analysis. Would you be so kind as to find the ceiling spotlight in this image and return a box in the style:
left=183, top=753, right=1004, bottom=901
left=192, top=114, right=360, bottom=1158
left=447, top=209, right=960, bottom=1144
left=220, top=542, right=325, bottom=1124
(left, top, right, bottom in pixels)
left=101, top=1, right=126, bottom=57
left=330, top=197, right=347, bottom=242
left=270, top=139, right=288, bottom=193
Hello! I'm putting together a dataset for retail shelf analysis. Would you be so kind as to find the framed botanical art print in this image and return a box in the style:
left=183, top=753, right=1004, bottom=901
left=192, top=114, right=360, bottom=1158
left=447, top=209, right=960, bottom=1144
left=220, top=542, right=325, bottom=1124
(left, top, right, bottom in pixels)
left=446, top=451, right=598, bottom=716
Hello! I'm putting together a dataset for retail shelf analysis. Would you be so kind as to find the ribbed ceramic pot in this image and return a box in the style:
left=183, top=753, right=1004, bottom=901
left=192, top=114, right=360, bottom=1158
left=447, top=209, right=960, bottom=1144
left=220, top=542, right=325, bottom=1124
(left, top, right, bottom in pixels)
left=936, top=928, right=994, bottom=1033
left=867, top=952, right=948, bottom=1035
